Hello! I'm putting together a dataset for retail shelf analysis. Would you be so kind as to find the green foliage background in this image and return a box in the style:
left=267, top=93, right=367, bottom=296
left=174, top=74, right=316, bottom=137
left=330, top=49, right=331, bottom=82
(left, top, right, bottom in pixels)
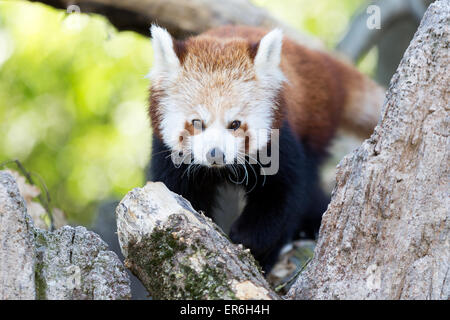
left=0, top=0, right=370, bottom=225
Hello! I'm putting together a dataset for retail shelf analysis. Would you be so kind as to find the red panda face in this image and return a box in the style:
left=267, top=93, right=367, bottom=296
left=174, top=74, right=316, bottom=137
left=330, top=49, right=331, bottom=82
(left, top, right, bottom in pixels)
left=149, top=26, right=285, bottom=167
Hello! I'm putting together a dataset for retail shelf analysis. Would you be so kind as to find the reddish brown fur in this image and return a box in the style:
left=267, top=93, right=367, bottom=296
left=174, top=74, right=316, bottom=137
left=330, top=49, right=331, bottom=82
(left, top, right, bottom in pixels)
left=184, top=121, right=195, bottom=136
left=149, top=87, right=163, bottom=138
left=179, top=36, right=256, bottom=79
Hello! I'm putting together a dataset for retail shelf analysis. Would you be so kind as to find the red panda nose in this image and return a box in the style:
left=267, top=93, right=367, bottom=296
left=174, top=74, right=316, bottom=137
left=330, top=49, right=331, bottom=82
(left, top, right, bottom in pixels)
left=207, top=148, right=225, bottom=165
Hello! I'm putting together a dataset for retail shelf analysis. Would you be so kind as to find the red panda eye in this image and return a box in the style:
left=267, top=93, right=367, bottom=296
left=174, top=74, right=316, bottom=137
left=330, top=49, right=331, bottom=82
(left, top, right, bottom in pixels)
left=192, top=119, right=204, bottom=130
left=229, top=120, right=241, bottom=131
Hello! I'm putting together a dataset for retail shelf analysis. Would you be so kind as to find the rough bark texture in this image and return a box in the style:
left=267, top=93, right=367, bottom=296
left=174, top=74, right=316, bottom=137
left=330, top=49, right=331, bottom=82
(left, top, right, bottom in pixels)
left=0, top=171, right=36, bottom=299
left=0, top=171, right=131, bottom=300
left=116, top=182, right=279, bottom=300
left=30, top=0, right=323, bottom=49
left=288, top=0, right=449, bottom=300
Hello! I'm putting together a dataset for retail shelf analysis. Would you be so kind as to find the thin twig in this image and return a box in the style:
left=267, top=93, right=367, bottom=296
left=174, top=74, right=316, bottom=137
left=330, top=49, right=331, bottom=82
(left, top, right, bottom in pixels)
left=1, top=159, right=55, bottom=230
left=275, top=256, right=313, bottom=292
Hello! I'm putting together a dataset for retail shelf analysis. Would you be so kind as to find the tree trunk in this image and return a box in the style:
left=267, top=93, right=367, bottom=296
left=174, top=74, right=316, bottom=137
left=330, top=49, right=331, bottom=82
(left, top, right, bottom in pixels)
left=116, top=182, right=279, bottom=300
left=0, top=171, right=131, bottom=300
left=288, top=0, right=449, bottom=300
left=29, top=0, right=323, bottom=49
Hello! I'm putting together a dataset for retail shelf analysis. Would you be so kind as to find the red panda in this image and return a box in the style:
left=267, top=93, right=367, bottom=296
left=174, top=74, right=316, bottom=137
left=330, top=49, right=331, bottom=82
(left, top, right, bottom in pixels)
left=147, top=25, right=385, bottom=273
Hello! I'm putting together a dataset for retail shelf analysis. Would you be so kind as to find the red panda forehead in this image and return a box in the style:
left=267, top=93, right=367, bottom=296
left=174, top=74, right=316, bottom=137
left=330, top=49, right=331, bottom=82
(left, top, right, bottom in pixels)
left=179, top=37, right=256, bottom=77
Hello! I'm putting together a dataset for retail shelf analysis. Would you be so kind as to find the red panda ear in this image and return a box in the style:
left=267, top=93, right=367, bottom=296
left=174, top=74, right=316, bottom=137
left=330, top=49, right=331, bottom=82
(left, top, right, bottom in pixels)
left=253, top=29, right=285, bottom=85
left=172, top=39, right=187, bottom=64
left=149, top=25, right=181, bottom=79
left=248, top=41, right=260, bottom=61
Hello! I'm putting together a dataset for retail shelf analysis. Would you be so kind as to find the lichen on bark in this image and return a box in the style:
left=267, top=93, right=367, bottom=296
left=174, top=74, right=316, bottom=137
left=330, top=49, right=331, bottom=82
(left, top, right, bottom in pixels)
left=126, top=214, right=236, bottom=299
left=116, top=182, right=279, bottom=300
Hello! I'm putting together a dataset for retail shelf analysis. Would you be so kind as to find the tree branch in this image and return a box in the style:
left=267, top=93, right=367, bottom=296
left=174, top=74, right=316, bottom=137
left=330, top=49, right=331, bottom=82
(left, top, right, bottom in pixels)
left=116, top=182, right=279, bottom=300
left=336, top=0, right=432, bottom=62
left=29, top=0, right=323, bottom=49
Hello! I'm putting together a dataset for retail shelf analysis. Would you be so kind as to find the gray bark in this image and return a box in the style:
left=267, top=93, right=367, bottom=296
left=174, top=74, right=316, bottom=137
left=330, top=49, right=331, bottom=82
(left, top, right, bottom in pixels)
left=0, top=172, right=36, bottom=299
left=0, top=171, right=131, bottom=300
left=288, top=0, right=450, bottom=300
left=116, top=182, right=279, bottom=300
left=30, top=0, right=323, bottom=49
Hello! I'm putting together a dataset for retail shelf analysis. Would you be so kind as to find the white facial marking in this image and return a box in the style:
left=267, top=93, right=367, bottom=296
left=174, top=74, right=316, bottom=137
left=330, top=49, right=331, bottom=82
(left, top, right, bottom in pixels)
left=148, top=25, right=180, bottom=80
left=254, top=28, right=286, bottom=87
left=191, top=120, right=240, bottom=165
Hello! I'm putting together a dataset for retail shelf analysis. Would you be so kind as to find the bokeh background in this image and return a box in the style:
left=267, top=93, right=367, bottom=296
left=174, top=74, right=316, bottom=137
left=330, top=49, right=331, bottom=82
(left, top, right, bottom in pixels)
left=0, top=0, right=378, bottom=225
